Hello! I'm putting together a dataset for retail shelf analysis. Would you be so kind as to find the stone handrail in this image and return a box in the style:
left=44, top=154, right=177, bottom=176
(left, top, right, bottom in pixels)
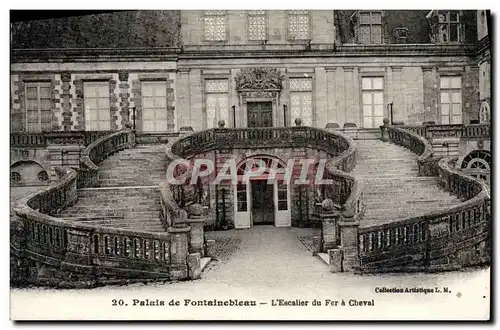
left=165, top=125, right=362, bottom=227
left=171, top=126, right=352, bottom=161
left=77, top=129, right=134, bottom=188
left=10, top=130, right=118, bottom=148
left=357, top=155, right=490, bottom=272
left=395, top=124, right=491, bottom=140
left=10, top=129, right=183, bottom=287
left=387, top=125, right=436, bottom=176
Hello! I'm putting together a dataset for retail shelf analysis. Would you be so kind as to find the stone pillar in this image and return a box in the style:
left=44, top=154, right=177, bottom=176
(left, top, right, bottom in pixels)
left=167, top=225, right=191, bottom=280
left=187, top=204, right=205, bottom=257
left=328, top=248, right=343, bottom=272
left=187, top=252, right=201, bottom=280
left=125, top=127, right=136, bottom=148
left=63, top=228, right=92, bottom=266
left=320, top=198, right=340, bottom=251
left=427, top=220, right=459, bottom=270
left=338, top=209, right=360, bottom=272
left=380, top=118, right=390, bottom=142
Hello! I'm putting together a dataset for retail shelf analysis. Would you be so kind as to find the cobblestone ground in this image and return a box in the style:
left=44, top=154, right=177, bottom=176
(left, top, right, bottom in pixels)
left=203, top=226, right=322, bottom=281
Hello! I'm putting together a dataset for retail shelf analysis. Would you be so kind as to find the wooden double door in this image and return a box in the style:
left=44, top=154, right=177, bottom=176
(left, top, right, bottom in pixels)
left=251, top=180, right=274, bottom=225
left=247, top=102, right=273, bottom=128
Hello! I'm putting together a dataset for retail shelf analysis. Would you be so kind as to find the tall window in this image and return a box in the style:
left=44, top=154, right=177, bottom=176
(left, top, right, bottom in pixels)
left=236, top=184, right=247, bottom=212
left=277, top=183, right=288, bottom=211
left=438, top=11, right=463, bottom=43
left=83, top=82, right=110, bottom=131
left=25, top=82, right=52, bottom=132
left=248, top=10, right=266, bottom=41
left=205, top=79, right=229, bottom=128
left=440, top=76, right=462, bottom=124
left=204, top=10, right=227, bottom=41
left=141, top=81, right=173, bottom=132
left=361, top=77, right=384, bottom=128
left=288, top=10, right=310, bottom=41
left=358, top=11, right=382, bottom=44
left=289, top=78, right=313, bottom=126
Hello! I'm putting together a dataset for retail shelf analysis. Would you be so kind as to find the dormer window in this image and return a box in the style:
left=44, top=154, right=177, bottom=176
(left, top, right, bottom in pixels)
left=352, top=11, right=382, bottom=45
left=427, top=10, right=464, bottom=44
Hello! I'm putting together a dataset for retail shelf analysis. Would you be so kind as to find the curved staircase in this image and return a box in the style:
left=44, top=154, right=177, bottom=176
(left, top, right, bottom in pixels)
left=56, top=144, right=167, bottom=232
left=352, top=140, right=462, bottom=228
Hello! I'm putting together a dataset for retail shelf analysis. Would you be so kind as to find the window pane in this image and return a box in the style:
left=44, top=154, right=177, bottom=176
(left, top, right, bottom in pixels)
left=84, top=85, right=97, bottom=97
left=143, top=109, right=155, bottom=120
left=440, top=77, right=450, bottom=89
left=451, top=92, right=461, bottom=104
left=363, top=105, right=373, bottom=116
left=26, top=99, right=38, bottom=111
left=451, top=77, right=461, bottom=89
left=156, top=109, right=167, bottom=120
left=441, top=104, right=450, bottom=115
left=99, top=120, right=110, bottom=130
left=441, top=115, right=450, bottom=124
left=87, top=109, right=98, bottom=121
left=26, top=87, right=38, bottom=99
left=85, top=98, right=98, bottom=110
left=27, top=110, right=38, bottom=122
left=154, top=97, right=167, bottom=108
left=372, top=25, right=382, bottom=44
left=373, top=104, right=384, bottom=117
left=40, top=110, right=52, bottom=124
left=373, top=78, right=384, bottom=90
left=363, top=116, right=373, bottom=128
left=440, top=92, right=450, bottom=104
left=452, top=115, right=462, bottom=124
left=142, top=84, right=154, bottom=97
left=154, top=83, right=167, bottom=96
left=362, top=93, right=372, bottom=105
left=371, top=12, right=382, bottom=24
left=359, top=13, right=371, bottom=24
left=452, top=103, right=462, bottom=115
left=143, top=98, right=154, bottom=108
left=98, top=84, right=109, bottom=97
left=359, top=25, right=370, bottom=44
left=362, top=78, right=372, bottom=90
left=39, top=87, right=51, bottom=98
left=373, top=92, right=383, bottom=105
left=100, top=97, right=110, bottom=109
left=450, top=24, right=458, bottom=42
left=40, top=99, right=52, bottom=110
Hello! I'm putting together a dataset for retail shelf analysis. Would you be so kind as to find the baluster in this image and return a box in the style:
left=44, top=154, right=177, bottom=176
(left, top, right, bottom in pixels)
left=163, top=241, right=170, bottom=262
left=114, top=236, right=120, bottom=256
left=93, top=234, right=100, bottom=254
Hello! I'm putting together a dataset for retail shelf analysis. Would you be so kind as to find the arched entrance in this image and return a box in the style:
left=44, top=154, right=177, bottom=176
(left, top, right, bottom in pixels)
left=233, top=155, right=291, bottom=229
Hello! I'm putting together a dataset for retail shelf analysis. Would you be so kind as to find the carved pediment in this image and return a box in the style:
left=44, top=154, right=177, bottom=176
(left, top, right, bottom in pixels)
left=235, top=68, right=284, bottom=91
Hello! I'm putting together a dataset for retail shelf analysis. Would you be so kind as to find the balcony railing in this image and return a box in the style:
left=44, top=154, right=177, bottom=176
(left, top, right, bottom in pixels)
left=399, top=124, right=490, bottom=140
left=10, top=131, right=118, bottom=148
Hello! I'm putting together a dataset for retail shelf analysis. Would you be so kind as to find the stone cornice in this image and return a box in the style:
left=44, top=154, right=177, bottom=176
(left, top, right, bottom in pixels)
left=11, top=43, right=478, bottom=63
left=11, top=47, right=181, bottom=63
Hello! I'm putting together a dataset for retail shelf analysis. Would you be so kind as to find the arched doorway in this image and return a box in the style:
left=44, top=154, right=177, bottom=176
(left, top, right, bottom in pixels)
left=461, top=150, right=491, bottom=184
left=233, top=155, right=291, bottom=229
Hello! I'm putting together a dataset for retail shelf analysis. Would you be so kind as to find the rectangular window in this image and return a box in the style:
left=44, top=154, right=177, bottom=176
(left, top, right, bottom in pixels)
left=277, top=183, right=288, bottom=211
left=83, top=82, right=110, bottom=131
left=248, top=10, right=266, bottom=41
left=141, top=81, right=174, bottom=132
left=438, top=11, right=463, bottom=44
left=25, top=82, right=52, bottom=132
left=440, top=76, right=462, bottom=124
left=205, top=79, right=229, bottom=128
left=204, top=10, right=227, bottom=41
left=361, top=77, right=384, bottom=128
left=288, top=10, right=310, bottom=41
left=358, top=11, right=382, bottom=44
left=237, top=184, right=247, bottom=212
left=289, top=78, right=313, bottom=126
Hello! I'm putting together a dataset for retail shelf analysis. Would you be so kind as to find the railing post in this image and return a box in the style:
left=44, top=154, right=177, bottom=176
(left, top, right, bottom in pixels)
left=338, top=207, right=360, bottom=272
left=380, top=118, right=390, bottom=142
left=187, top=204, right=205, bottom=256
left=167, top=225, right=191, bottom=281
left=320, top=199, right=340, bottom=252
left=61, top=228, right=95, bottom=282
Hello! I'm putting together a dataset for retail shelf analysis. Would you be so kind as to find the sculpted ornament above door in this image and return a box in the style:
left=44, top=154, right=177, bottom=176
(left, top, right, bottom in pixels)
left=235, top=68, right=284, bottom=91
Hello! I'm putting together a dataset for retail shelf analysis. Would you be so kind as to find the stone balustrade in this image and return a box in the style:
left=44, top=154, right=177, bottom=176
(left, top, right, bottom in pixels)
left=77, top=129, right=135, bottom=188
left=11, top=128, right=196, bottom=287
left=10, top=130, right=117, bottom=148
left=394, top=123, right=490, bottom=140
left=356, top=153, right=490, bottom=273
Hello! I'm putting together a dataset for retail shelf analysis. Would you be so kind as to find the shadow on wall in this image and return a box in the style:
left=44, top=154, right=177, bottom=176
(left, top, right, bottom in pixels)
left=10, top=160, right=49, bottom=187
